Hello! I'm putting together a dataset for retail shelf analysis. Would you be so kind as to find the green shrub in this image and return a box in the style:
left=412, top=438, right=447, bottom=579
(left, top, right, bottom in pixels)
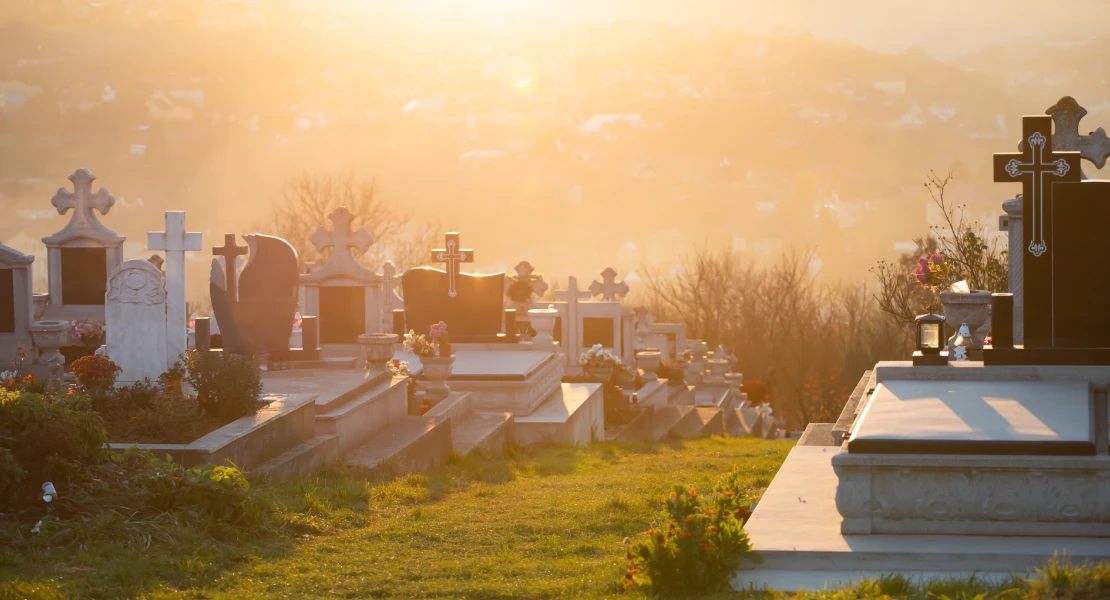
left=0, top=389, right=107, bottom=513
left=182, top=350, right=263, bottom=419
left=130, top=393, right=201, bottom=443
left=623, top=466, right=761, bottom=596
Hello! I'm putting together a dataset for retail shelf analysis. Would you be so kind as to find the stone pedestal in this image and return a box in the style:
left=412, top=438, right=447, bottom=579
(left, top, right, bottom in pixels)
left=527, top=306, right=558, bottom=351
left=636, top=350, right=661, bottom=380
left=358, top=333, right=398, bottom=371
left=29, top=319, right=69, bottom=382
left=706, top=358, right=728, bottom=385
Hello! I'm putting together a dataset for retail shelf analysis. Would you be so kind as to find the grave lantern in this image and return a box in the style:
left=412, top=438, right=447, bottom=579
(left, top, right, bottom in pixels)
left=913, top=313, right=947, bottom=366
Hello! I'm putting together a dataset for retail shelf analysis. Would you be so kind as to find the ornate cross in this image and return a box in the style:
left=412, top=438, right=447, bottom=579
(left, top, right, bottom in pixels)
left=589, top=267, right=630, bottom=301
left=51, top=168, right=116, bottom=234
left=309, top=206, right=375, bottom=275
left=431, top=232, right=473, bottom=298
left=1045, top=96, right=1110, bottom=178
left=994, top=115, right=1080, bottom=257
left=213, top=233, right=248, bottom=302
left=509, top=261, right=549, bottom=298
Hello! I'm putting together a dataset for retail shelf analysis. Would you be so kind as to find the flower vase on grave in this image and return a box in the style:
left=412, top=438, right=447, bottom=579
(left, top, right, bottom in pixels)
left=358, top=333, right=399, bottom=372
left=586, top=365, right=615, bottom=383
left=421, top=355, right=455, bottom=404
left=939, top=289, right=992, bottom=354
left=438, top=341, right=452, bottom=358
left=527, top=305, right=558, bottom=351
left=635, top=350, right=662, bottom=380
left=29, top=320, right=69, bottom=383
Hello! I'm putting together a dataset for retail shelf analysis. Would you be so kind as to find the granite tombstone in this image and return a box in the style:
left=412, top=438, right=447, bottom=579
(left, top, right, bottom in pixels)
left=210, top=233, right=300, bottom=358
left=401, top=267, right=505, bottom=341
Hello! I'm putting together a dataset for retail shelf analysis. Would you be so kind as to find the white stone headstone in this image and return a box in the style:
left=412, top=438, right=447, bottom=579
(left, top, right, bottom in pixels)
left=105, top=260, right=168, bottom=383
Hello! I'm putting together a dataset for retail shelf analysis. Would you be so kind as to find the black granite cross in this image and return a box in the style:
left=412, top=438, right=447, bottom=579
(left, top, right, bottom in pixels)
left=430, top=232, right=473, bottom=298
left=994, top=115, right=1080, bottom=257
left=213, top=233, right=248, bottom=302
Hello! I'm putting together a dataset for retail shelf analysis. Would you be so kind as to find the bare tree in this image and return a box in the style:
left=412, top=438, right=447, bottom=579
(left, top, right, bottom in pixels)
left=269, top=171, right=440, bottom=272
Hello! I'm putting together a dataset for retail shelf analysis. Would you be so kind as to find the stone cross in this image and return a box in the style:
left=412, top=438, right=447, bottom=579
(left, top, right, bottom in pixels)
left=589, top=267, right=630, bottom=301
left=50, top=168, right=116, bottom=237
left=1045, top=96, right=1110, bottom=179
left=510, top=261, right=549, bottom=298
left=430, top=232, right=474, bottom=298
left=213, top=234, right=248, bottom=303
left=309, top=206, right=375, bottom=274
left=994, top=115, right=1080, bottom=257
left=554, top=276, right=588, bottom=357
left=148, top=211, right=202, bottom=362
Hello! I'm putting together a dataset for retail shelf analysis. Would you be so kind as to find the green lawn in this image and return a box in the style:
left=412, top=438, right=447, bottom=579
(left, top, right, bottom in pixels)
left=1, top=437, right=791, bottom=599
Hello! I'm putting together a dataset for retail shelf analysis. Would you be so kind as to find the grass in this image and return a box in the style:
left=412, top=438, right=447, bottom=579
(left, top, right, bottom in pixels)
left=2, top=436, right=1109, bottom=599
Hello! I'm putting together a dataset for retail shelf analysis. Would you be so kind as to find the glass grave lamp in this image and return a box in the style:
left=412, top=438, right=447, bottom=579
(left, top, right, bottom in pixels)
left=913, top=313, right=948, bottom=366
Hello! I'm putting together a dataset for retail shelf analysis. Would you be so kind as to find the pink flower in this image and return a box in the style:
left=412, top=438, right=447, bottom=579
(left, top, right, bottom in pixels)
left=918, top=257, right=929, bottom=268
left=429, top=321, right=449, bottom=340
left=929, top=254, right=943, bottom=265
left=914, top=267, right=928, bottom=284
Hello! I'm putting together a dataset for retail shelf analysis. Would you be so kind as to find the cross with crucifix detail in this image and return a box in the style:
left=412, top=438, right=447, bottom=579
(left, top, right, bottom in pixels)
left=213, top=234, right=248, bottom=303
left=431, top=232, right=473, bottom=298
left=50, top=168, right=117, bottom=238
left=994, top=115, right=1080, bottom=257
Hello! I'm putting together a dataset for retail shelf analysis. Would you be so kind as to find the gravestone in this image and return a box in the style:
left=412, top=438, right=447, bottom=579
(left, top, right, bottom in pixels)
left=589, top=267, right=630, bottom=301
left=505, top=261, right=549, bottom=334
left=147, top=211, right=202, bottom=362
left=300, top=206, right=382, bottom=346
left=105, top=260, right=168, bottom=383
left=0, top=244, right=34, bottom=368
left=987, top=110, right=1110, bottom=364
left=41, top=169, right=124, bottom=321
left=430, top=232, right=474, bottom=298
left=401, top=268, right=505, bottom=340
left=210, top=233, right=300, bottom=358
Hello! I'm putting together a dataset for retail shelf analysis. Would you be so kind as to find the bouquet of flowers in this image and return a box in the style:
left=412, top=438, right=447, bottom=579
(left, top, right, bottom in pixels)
left=578, top=344, right=622, bottom=369
left=389, top=359, right=411, bottom=377
left=403, top=330, right=437, bottom=358
left=428, top=321, right=451, bottom=356
left=70, top=319, right=105, bottom=347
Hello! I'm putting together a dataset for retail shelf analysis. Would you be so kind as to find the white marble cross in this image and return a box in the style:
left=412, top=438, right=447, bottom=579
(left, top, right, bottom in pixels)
left=1044, top=96, right=1110, bottom=179
left=50, top=168, right=116, bottom=236
left=148, top=211, right=202, bottom=362
left=588, top=267, right=630, bottom=301
left=310, top=206, right=375, bottom=273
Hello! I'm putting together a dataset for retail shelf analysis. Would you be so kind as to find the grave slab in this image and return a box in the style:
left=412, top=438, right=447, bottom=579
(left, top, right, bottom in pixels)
left=733, top=446, right=1110, bottom=591
left=401, top=346, right=562, bottom=414
left=513, top=382, right=603, bottom=446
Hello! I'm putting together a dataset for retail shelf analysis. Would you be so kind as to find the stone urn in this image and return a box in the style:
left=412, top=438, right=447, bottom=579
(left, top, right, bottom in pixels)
left=528, top=305, right=559, bottom=351
left=32, top=293, right=49, bottom=322
left=584, top=364, right=615, bottom=383
left=421, top=354, right=455, bottom=404
left=635, top=350, right=662, bottom=380
left=358, top=333, right=398, bottom=372
left=705, top=358, right=728, bottom=385
left=939, top=290, right=993, bottom=352
left=29, top=320, right=69, bottom=382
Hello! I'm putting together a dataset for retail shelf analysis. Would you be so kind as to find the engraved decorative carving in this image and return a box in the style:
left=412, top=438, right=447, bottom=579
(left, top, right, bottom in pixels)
left=107, top=264, right=165, bottom=305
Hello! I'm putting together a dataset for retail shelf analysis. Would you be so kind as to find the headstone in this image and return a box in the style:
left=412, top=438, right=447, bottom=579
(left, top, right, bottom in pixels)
left=300, top=206, right=383, bottom=346
left=212, top=234, right=248, bottom=302
left=588, top=267, right=630, bottom=301
left=41, top=169, right=124, bottom=321
left=0, top=244, right=34, bottom=367
left=552, top=276, right=589, bottom=358
left=401, top=268, right=505, bottom=340
left=430, top=232, right=474, bottom=298
left=147, top=211, right=202, bottom=363
left=210, top=234, right=300, bottom=358
left=505, top=261, right=549, bottom=334
left=105, top=260, right=168, bottom=383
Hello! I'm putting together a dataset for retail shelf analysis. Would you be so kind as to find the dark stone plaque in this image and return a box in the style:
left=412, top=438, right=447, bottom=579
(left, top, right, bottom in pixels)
left=583, top=317, right=615, bottom=348
left=1048, top=181, right=1110, bottom=347
left=60, top=247, right=107, bottom=305
left=401, top=267, right=504, bottom=340
left=319, top=286, right=366, bottom=344
left=0, top=269, right=14, bottom=333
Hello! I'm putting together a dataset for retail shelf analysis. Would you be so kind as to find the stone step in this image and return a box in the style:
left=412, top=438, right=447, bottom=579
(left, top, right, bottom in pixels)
left=425, top=391, right=474, bottom=423
left=607, top=404, right=655, bottom=443
left=452, top=411, right=513, bottom=456
left=652, top=405, right=693, bottom=441
left=345, top=416, right=452, bottom=474
left=315, top=375, right=409, bottom=455
left=254, top=434, right=338, bottom=482
left=671, top=406, right=724, bottom=439
left=727, top=406, right=764, bottom=437
left=513, top=382, right=604, bottom=446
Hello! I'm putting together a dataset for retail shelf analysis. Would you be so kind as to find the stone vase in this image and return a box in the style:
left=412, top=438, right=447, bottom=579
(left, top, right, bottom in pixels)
left=29, top=320, right=69, bottom=382
left=527, top=306, right=558, bottom=351
left=635, top=350, right=662, bottom=380
left=939, top=290, right=993, bottom=351
left=421, top=354, right=455, bottom=404
left=585, top=365, right=615, bottom=383
left=358, top=333, right=398, bottom=372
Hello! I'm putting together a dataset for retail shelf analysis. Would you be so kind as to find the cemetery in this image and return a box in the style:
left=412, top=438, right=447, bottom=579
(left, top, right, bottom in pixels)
left=4, top=99, right=1110, bottom=598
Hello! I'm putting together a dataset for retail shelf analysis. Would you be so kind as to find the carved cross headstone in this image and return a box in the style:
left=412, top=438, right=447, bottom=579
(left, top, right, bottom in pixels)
left=994, top=116, right=1080, bottom=257
left=588, top=267, right=630, bottom=301
left=213, top=234, right=248, bottom=303
left=430, top=232, right=474, bottom=298
left=309, top=206, right=375, bottom=276
left=1045, top=96, right=1110, bottom=179
left=510, top=261, right=549, bottom=298
left=148, top=212, right=202, bottom=361
left=50, top=168, right=116, bottom=238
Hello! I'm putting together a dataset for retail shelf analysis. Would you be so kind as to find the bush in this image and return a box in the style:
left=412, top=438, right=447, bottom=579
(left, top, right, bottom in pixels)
left=623, top=466, right=761, bottom=596
left=99, top=450, right=255, bottom=522
left=182, top=351, right=263, bottom=419
left=70, top=355, right=121, bottom=393
left=130, top=393, right=201, bottom=443
left=656, top=360, right=687, bottom=386
left=0, top=389, right=107, bottom=513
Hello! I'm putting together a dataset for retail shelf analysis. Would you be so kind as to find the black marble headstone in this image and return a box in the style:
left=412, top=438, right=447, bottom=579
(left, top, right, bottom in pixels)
left=401, top=267, right=504, bottom=341
left=583, top=317, right=616, bottom=348
left=211, top=234, right=300, bottom=357
left=319, top=286, right=366, bottom=344
left=0, top=269, right=14, bottom=334
left=60, top=247, right=107, bottom=305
